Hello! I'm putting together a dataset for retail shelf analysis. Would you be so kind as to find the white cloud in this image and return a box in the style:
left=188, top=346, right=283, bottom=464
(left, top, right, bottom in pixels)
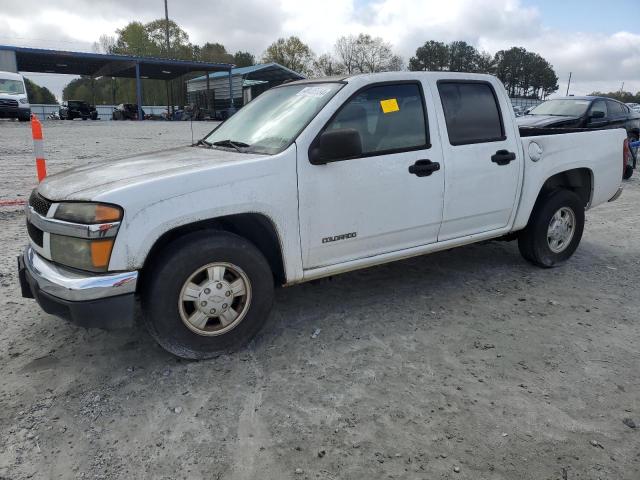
left=1, top=0, right=639, bottom=97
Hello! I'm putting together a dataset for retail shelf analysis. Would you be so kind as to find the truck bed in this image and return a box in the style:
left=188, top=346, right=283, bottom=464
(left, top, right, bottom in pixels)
left=519, top=126, right=609, bottom=137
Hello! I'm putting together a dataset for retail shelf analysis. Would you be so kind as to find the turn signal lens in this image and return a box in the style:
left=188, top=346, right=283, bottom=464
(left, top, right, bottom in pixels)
left=54, top=202, right=123, bottom=224
left=90, top=239, right=115, bottom=269
left=95, top=205, right=122, bottom=222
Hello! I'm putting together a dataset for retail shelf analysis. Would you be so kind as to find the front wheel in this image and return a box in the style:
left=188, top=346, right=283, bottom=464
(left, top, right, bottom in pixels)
left=141, top=231, right=274, bottom=359
left=518, top=189, right=585, bottom=268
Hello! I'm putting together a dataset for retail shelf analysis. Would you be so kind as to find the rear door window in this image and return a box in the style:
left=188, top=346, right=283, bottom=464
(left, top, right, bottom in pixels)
left=590, top=100, right=608, bottom=118
left=324, top=83, right=429, bottom=156
left=438, top=82, right=505, bottom=145
left=606, top=100, right=624, bottom=117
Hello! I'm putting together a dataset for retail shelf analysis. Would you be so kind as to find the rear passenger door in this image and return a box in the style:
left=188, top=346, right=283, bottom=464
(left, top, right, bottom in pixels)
left=434, top=80, right=522, bottom=241
left=605, top=100, right=627, bottom=130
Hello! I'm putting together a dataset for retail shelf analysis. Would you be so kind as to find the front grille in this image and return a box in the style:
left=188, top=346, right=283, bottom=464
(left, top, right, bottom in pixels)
left=27, top=221, right=44, bottom=247
left=0, top=99, right=18, bottom=108
left=29, top=190, right=52, bottom=217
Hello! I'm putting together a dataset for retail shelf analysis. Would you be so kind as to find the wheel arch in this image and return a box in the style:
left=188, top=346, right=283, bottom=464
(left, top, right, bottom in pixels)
left=536, top=167, right=593, bottom=210
left=139, top=213, right=287, bottom=291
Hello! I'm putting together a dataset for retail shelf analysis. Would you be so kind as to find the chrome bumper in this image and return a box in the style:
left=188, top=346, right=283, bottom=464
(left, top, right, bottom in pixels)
left=22, top=246, right=137, bottom=302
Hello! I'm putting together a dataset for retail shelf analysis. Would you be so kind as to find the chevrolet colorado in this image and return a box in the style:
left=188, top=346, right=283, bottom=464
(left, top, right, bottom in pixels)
left=18, top=72, right=626, bottom=359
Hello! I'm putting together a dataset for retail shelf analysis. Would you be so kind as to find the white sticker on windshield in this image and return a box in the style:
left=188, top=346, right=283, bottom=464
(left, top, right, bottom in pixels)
left=296, top=86, right=332, bottom=98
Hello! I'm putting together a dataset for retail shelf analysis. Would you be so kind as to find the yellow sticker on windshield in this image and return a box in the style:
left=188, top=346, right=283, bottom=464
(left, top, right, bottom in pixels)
left=380, top=98, right=400, bottom=114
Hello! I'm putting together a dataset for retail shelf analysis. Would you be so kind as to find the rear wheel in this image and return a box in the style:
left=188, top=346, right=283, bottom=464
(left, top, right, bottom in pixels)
left=142, top=231, right=274, bottom=359
left=518, top=189, right=585, bottom=268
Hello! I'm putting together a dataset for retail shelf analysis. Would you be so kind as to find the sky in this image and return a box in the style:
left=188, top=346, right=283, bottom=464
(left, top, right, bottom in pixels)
left=0, top=0, right=638, bottom=101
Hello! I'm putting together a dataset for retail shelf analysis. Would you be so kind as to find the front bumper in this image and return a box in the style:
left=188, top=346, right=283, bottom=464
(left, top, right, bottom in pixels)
left=18, top=247, right=138, bottom=329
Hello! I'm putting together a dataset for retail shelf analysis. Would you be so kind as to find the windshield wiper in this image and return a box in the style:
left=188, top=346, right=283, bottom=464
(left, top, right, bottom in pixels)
left=212, top=139, right=250, bottom=152
left=194, top=138, right=212, bottom=147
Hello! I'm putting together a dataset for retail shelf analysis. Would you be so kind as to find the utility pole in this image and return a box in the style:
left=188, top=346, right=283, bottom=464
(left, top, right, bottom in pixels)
left=164, top=0, right=172, bottom=118
left=565, top=72, right=572, bottom=96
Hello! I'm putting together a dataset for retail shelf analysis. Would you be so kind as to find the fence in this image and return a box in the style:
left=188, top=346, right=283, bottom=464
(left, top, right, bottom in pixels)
left=510, top=97, right=543, bottom=109
left=29, top=104, right=175, bottom=121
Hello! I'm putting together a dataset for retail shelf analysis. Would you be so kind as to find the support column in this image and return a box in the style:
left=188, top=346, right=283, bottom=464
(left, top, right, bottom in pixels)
left=206, top=71, right=210, bottom=111
left=228, top=69, right=235, bottom=114
left=135, top=62, right=143, bottom=121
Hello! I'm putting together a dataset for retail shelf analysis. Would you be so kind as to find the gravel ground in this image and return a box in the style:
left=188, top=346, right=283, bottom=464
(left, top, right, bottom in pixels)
left=0, top=120, right=638, bottom=479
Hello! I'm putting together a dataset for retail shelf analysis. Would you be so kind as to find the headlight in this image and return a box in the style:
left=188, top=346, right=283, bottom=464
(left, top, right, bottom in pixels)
left=48, top=202, right=122, bottom=272
left=50, top=235, right=115, bottom=272
left=19, top=98, right=28, bottom=104
left=54, top=202, right=122, bottom=224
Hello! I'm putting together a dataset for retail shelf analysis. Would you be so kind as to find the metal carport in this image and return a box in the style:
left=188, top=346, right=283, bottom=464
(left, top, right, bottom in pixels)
left=0, top=45, right=233, bottom=120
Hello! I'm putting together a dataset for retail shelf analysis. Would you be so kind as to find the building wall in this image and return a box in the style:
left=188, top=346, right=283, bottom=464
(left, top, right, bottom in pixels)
left=0, top=50, right=18, bottom=73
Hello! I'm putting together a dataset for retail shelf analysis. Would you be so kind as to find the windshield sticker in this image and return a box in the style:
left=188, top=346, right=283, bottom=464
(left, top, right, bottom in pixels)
left=380, top=98, right=400, bottom=114
left=296, top=86, right=332, bottom=98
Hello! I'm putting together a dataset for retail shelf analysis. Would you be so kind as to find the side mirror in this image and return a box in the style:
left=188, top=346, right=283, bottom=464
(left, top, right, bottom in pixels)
left=590, top=111, right=605, bottom=119
left=309, top=128, right=363, bottom=165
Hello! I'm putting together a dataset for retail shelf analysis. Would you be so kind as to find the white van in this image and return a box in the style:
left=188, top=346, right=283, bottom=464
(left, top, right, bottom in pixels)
left=0, top=71, right=30, bottom=121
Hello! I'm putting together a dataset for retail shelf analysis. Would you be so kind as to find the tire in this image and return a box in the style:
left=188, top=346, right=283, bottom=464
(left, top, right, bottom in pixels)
left=141, top=230, right=274, bottom=359
left=518, top=189, right=585, bottom=268
left=18, top=110, right=30, bottom=122
left=623, top=164, right=634, bottom=180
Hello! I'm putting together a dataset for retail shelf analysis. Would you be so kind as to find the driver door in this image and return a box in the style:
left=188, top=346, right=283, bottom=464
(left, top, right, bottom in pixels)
left=296, top=81, right=445, bottom=269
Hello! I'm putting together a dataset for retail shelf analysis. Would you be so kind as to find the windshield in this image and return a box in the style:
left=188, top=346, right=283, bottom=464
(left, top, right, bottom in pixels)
left=0, top=79, right=25, bottom=94
left=205, top=83, right=344, bottom=155
left=528, top=99, right=590, bottom=117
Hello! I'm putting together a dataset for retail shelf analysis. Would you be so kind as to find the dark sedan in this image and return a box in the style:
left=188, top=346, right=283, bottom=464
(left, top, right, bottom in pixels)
left=59, top=100, right=98, bottom=120
left=518, top=96, right=640, bottom=177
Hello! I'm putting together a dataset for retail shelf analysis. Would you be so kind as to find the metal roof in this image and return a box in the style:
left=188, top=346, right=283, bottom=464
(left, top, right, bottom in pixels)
left=190, top=63, right=304, bottom=83
left=0, top=45, right=232, bottom=80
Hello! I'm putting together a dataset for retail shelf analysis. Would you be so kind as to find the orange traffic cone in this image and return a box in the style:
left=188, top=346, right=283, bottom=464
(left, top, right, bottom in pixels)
left=30, top=114, right=47, bottom=182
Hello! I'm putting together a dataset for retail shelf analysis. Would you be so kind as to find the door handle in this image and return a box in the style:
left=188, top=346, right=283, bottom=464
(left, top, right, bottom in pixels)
left=409, top=159, right=440, bottom=177
left=491, top=150, right=516, bottom=166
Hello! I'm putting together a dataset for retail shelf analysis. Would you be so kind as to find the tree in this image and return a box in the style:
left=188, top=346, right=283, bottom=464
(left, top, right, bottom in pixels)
left=493, top=47, right=558, bottom=98
left=233, top=51, right=255, bottom=67
left=448, top=41, right=480, bottom=72
left=312, top=53, right=345, bottom=77
left=409, top=40, right=449, bottom=71
left=262, top=36, right=314, bottom=74
left=408, top=39, right=557, bottom=99
left=335, top=35, right=359, bottom=74
left=112, top=22, right=159, bottom=57
left=475, top=51, right=496, bottom=74
left=25, top=78, right=56, bottom=104
left=197, top=42, right=234, bottom=63
left=145, top=19, right=192, bottom=58
left=334, top=34, right=401, bottom=74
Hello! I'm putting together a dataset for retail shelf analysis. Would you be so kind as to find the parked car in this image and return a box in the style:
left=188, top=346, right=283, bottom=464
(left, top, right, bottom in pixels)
left=512, top=105, right=527, bottom=117
left=0, top=71, right=30, bottom=121
left=626, top=102, right=640, bottom=113
left=112, top=103, right=144, bottom=120
left=19, top=72, right=625, bottom=359
left=517, top=96, right=640, bottom=179
left=59, top=100, right=98, bottom=120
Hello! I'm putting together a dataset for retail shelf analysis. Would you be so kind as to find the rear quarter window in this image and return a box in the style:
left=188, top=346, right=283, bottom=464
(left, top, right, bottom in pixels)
left=438, top=81, right=505, bottom=146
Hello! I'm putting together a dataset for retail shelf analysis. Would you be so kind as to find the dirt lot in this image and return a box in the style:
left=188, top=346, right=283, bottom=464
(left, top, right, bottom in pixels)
left=0, top=120, right=638, bottom=480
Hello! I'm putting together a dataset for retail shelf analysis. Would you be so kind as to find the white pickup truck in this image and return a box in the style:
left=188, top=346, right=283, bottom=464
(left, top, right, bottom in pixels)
left=18, top=72, right=625, bottom=359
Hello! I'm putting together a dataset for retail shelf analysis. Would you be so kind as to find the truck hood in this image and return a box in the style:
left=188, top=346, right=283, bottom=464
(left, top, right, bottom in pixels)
left=38, top=146, right=265, bottom=201
left=516, top=114, right=582, bottom=128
